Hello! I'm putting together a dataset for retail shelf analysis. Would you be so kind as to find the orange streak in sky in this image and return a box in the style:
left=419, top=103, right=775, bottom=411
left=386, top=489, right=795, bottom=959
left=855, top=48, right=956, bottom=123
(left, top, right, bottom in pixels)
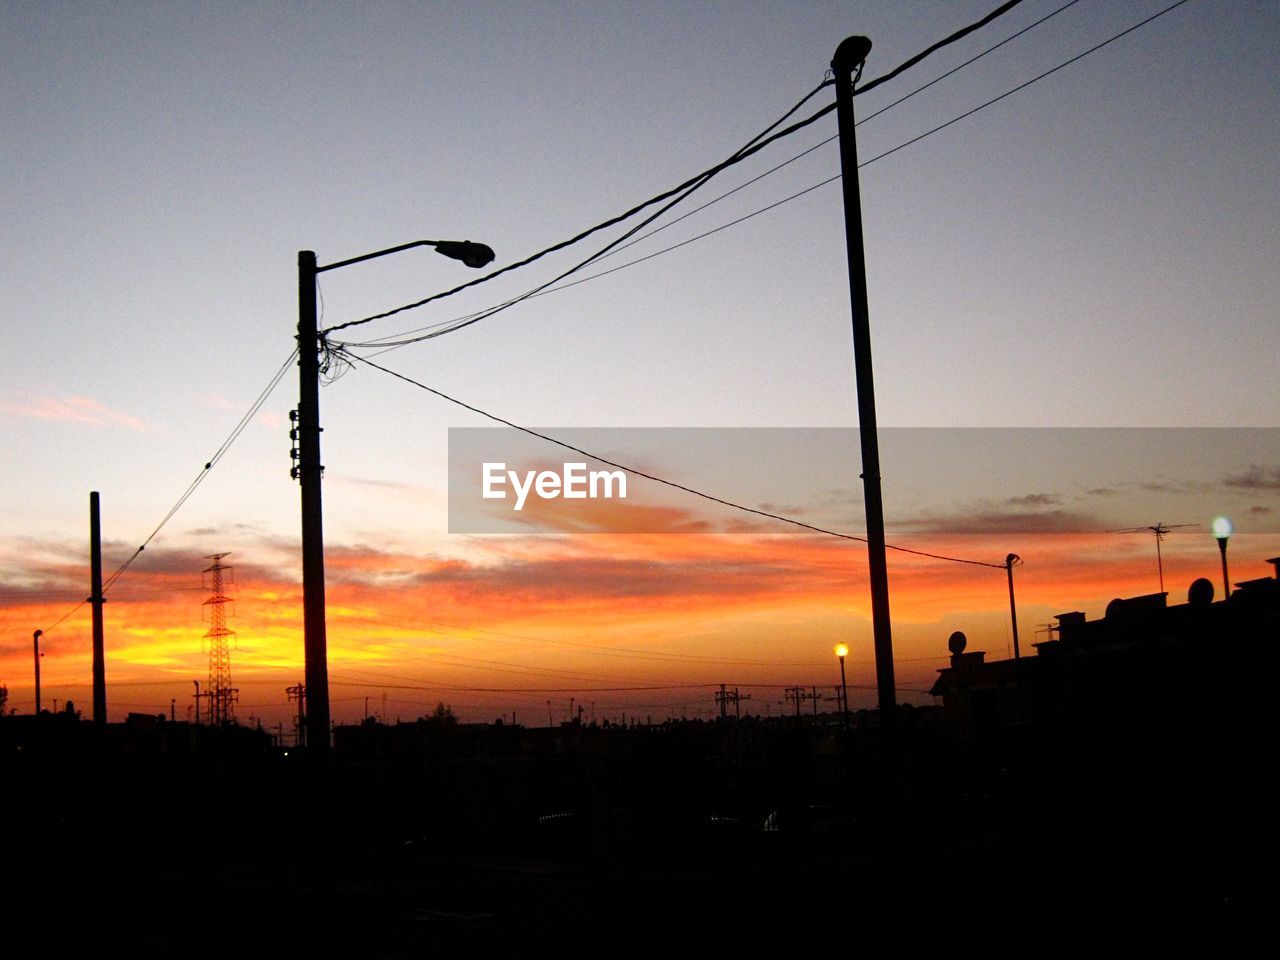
left=3, top=531, right=1276, bottom=722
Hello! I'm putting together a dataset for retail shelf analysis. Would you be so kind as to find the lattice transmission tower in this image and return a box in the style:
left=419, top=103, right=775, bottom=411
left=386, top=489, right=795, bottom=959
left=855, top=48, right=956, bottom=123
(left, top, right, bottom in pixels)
left=202, top=553, right=239, bottom=725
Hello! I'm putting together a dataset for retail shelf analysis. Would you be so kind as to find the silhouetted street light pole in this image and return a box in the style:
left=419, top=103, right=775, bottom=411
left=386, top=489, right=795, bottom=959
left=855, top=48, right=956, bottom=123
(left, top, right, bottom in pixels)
left=1211, top=516, right=1233, bottom=599
left=297, top=239, right=494, bottom=756
left=1005, top=553, right=1022, bottom=660
left=832, top=35, right=897, bottom=759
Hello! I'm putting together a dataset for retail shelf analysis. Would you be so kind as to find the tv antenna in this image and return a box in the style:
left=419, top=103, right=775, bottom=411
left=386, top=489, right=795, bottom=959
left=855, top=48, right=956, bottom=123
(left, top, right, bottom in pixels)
left=1107, top=522, right=1195, bottom=594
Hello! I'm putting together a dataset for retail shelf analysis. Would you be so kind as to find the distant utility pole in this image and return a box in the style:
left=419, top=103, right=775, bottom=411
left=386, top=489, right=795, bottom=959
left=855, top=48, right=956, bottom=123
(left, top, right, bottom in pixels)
left=715, top=684, right=750, bottom=719
left=832, top=36, right=897, bottom=758
left=32, top=630, right=42, bottom=715
left=89, top=491, right=108, bottom=724
left=286, top=682, right=306, bottom=748
left=786, top=686, right=821, bottom=717
left=784, top=686, right=805, bottom=717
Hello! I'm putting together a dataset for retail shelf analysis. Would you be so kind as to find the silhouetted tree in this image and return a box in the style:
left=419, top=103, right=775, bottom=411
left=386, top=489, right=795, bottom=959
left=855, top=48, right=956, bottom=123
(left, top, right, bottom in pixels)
left=424, top=701, right=457, bottom=725
left=0, top=683, right=8, bottom=714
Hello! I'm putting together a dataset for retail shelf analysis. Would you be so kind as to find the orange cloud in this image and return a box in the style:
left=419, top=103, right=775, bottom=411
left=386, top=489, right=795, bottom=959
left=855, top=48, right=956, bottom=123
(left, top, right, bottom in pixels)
left=3, top=395, right=147, bottom=430
left=3, top=529, right=1277, bottom=725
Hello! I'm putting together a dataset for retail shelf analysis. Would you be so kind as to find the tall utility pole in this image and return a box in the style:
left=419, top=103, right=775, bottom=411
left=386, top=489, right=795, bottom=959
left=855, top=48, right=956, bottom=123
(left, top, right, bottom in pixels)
left=832, top=36, right=897, bottom=757
left=296, top=239, right=494, bottom=757
left=297, top=250, right=331, bottom=756
left=286, top=682, right=306, bottom=748
left=89, top=491, right=106, bottom=724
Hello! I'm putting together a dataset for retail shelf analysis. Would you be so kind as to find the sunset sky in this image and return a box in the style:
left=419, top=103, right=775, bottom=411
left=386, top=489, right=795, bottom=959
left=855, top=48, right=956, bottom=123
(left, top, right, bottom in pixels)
left=2, top=1, right=1277, bottom=729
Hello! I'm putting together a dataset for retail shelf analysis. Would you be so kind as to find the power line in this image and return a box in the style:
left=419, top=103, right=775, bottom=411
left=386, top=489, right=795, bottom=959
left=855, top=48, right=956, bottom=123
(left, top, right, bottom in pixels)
left=855, top=0, right=1081, bottom=127
left=320, top=78, right=834, bottom=341
left=39, top=600, right=87, bottom=635
left=37, top=350, right=298, bottom=636
left=335, top=0, right=1163, bottom=353
left=330, top=677, right=935, bottom=697
left=101, top=350, right=297, bottom=592
left=323, top=0, right=1029, bottom=343
left=856, top=0, right=1193, bottom=172
left=853, top=0, right=1026, bottom=97
left=540, top=0, right=1195, bottom=301
left=500, top=1, right=1074, bottom=290
left=336, top=350, right=1007, bottom=570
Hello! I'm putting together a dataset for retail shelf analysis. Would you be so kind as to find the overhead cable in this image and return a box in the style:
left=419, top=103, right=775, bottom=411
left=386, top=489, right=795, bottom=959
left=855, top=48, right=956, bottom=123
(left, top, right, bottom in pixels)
left=323, top=0, right=1029, bottom=341
left=344, top=0, right=1190, bottom=344
left=38, top=350, right=298, bottom=635
left=338, top=350, right=1008, bottom=570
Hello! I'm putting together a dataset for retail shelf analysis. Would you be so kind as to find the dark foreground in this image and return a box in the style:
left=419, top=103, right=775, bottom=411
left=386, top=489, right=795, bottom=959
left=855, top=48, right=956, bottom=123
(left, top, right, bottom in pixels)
left=8, top=713, right=1266, bottom=955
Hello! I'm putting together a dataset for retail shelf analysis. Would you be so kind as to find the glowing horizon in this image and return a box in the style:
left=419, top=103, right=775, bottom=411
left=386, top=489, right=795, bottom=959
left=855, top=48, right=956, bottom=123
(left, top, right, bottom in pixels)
left=4, top=528, right=1276, bottom=727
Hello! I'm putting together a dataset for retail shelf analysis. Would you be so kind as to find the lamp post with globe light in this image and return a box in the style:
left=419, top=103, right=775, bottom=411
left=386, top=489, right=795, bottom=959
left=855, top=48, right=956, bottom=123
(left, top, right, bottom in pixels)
left=1211, top=516, right=1233, bottom=599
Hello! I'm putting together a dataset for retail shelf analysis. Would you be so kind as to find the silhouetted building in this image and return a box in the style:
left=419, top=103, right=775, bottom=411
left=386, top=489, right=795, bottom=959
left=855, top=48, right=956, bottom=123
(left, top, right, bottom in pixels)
left=930, top=558, right=1280, bottom=758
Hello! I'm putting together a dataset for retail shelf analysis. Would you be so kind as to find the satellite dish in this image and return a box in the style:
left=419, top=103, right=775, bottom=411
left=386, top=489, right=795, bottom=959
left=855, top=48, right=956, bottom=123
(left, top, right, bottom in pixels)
left=947, top=631, right=967, bottom=655
left=1187, top=577, right=1214, bottom=607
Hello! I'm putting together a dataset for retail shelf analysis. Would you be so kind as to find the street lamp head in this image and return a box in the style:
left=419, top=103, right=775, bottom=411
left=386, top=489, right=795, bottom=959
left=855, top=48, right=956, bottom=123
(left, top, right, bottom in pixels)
left=832, top=36, right=873, bottom=74
left=1211, top=516, right=1234, bottom=541
left=834, top=642, right=849, bottom=660
left=433, top=240, right=495, bottom=269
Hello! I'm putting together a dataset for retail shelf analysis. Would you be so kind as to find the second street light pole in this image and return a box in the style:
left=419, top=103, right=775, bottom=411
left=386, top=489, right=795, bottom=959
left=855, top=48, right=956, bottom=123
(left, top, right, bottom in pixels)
left=1006, top=553, right=1022, bottom=661
left=832, top=36, right=897, bottom=759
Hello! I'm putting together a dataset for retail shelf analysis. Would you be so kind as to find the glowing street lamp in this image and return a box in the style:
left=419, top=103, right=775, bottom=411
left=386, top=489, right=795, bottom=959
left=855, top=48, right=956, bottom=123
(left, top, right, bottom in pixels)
left=1211, top=516, right=1233, bottom=599
left=834, top=642, right=850, bottom=732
